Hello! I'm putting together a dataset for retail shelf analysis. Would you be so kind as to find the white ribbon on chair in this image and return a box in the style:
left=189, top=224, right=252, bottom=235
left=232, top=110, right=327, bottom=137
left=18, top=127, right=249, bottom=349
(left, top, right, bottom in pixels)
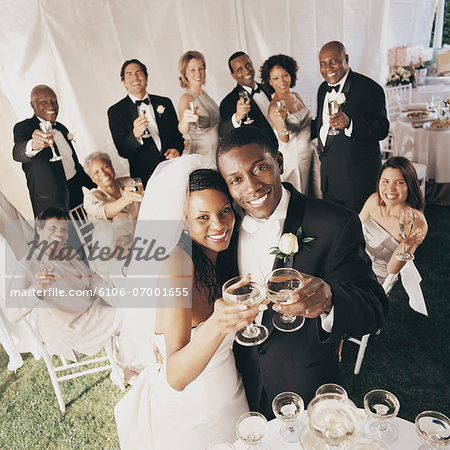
left=400, top=260, right=428, bottom=316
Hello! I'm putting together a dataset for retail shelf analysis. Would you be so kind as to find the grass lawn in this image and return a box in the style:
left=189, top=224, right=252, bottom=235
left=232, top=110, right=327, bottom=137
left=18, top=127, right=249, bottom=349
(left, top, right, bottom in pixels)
left=0, top=205, right=448, bottom=448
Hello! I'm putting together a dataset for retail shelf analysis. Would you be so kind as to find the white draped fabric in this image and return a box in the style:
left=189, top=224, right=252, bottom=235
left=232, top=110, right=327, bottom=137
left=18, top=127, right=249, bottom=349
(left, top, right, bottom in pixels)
left=0, top=0, right=437, bottom=218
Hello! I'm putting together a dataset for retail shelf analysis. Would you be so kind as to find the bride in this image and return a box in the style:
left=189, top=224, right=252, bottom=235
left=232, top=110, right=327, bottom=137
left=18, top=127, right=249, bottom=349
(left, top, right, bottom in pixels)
left=115, top=155, right=262, bottom=449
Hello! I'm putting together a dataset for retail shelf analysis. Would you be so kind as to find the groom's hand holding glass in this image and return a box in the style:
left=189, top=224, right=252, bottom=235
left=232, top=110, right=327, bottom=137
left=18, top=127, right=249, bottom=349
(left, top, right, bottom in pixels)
left=133, top=115, right=150, bottom=140
left=271, top=274, right=332, bottom=318
left=329, top=109, right=350, bottom=131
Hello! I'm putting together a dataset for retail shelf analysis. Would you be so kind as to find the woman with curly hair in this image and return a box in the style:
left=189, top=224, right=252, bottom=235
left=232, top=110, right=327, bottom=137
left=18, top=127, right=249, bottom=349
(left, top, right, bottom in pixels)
left=261, top=54, right=319, bottom=195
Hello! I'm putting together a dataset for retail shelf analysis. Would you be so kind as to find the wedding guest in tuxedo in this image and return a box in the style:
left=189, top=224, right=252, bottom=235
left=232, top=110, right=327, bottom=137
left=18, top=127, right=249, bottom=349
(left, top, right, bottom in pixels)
left=177, top=51, right=220, bottom=162
left=216, top=126, right=388, bottom=416
left=359, top=157, right=427, bottom=284
left=312, top=41, right=389, bottom=212
left=108, top=59, right=184, bottom=188
left=219, top=52, right=277, bottom=146
left=12, top=85, right=94, bottom=217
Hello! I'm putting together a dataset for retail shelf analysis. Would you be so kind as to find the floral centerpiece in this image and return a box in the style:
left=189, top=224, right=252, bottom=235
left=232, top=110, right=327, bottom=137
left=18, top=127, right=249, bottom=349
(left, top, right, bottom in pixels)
left=386, top=66, right=415, bottom=87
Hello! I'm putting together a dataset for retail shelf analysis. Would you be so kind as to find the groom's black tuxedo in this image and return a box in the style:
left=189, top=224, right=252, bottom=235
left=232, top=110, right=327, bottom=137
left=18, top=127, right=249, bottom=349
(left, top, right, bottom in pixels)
left=218, top=183, right=388, bottom=413
left=312, top=69, right=389, bottom=212
left=108, top=94, right=184, bottom=187
left=219, top=84, right=277, bottom=146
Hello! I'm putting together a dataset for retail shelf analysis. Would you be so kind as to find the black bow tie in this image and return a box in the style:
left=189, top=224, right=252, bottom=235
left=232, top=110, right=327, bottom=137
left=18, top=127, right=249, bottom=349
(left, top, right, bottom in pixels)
left=326, top=84, right=340, bottom=93
left=251, top=85, right=261, bottom=96
left=135, top=98, right=149, bottom=106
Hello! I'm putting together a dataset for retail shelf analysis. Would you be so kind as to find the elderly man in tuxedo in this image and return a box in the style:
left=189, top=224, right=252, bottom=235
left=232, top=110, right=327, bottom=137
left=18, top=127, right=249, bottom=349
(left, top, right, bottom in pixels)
left=12, top=85, right=94, bottom=217
left=108, top=59, right=184, bottom=188
left=216, top=126, right=388, bottom=417
left=219, top=52, right=277, bottom=146
left=313, top=41, right=389, bottom=212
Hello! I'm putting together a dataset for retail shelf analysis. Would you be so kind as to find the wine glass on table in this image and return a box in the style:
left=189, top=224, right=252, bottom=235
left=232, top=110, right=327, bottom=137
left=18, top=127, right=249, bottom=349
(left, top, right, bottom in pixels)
left=39, top=122, right=61, bottom=162
left=415, top=410, right=450, bottom=449
left=238, top=91, right=254, bottom=124
left=363, top=389, right=400, bottom=444
left=327, top=96, right=339, bottom=136
left=396, top=207, right=415, bottom=261
left=272, top=391, right=304, bottom=443
left=275, top=99, right=289, bottom=136
left=236, top=411, right=269, bottom=450
left=188, top=101, right=203, bottom=134
left=315, top=383, right=348, bottom=399
left=137, top=103, right=151, bottom=138
left=265, top=268, right=305, bottom=332
left=222, top=275, right=268, bottom=346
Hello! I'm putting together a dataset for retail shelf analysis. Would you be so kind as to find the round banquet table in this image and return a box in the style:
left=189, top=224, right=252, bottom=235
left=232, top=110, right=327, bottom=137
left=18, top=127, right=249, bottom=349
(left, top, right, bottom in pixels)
left=233, top=410, right=423, bottom=449
left=393, top=118, right=450, bottom=183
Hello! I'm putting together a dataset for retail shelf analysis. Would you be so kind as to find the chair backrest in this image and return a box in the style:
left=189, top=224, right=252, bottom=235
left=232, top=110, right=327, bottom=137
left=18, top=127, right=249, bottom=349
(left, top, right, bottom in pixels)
left=69, top=204, right=94, bottom=250
left=384, top=84, right=412, bottom=122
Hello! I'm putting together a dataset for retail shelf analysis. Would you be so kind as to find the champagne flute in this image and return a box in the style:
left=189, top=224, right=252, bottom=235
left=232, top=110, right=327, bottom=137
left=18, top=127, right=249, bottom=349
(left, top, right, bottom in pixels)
left=315, top=383, right=348, bottom=399
left=327, top=98, right=339, bottom=136
left=265, top=268, right=305, bottom=332
left=39, top=122, right=62, bottom=162
left=396, top=208, right=415, bottom=261
left=238, top=91, right=254, bottom=124
left=222, top=275, right=268, bottom=346
left=236, top=411, right=269, bottom=449
left=415, top=411, right=450, bottom=449
left=137, top=103, right=151, bottom=138
left=363, top=389, right=400, bottom=444
left=188, top=101, right=203, bottom=134
left=272, top=391, right=304, bottom=443
left=275, top=100, right=289, bottom=136
left=130, top=177, right=144, bottom=201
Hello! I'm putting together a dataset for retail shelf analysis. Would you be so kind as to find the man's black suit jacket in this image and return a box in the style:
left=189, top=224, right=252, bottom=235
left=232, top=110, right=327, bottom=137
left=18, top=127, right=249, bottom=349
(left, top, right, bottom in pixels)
left=107, top=94, right=184, bottom=187
left=217, top=183, right=388, bottom=412
left=312, top=70, right=389, bottom=212
left=219, top=84, right=277, bottom=146
left=12, top=115, right=94, bottom=217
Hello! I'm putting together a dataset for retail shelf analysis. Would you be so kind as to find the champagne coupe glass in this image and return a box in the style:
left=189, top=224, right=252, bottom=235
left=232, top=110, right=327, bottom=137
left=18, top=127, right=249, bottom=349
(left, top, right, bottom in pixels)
left=188, top=101, right=203, bottom=134
left=205, top=439, right=236, bottom=450
left=236, top=411, right=269, bottom=450
left=396, top=208, right=415, bottom=261
left=327, top=97, right=340, bottom=136
left=222, top=275, right=268, bottom=346
left=275, top=100, right=289, bottom=136
left=272, top=391, right=304, bottom=443
left=315, top=383, right=348, bottom=399
left=137, top=103, right=151, bottom=138
left=130, top=177, right=144, bottom=201
left=238, top=91, right=254, bottom=124
left=415, top=410, right=450, bottom=449
left=39, top=122, right=61, bottom=162
left=36, top=263, right=56, bottom=283
left=307, top=393, right=360, bottom=449
left=363, top=389, right=400, bottom=444
left=265, top=268, right=305, bottom=332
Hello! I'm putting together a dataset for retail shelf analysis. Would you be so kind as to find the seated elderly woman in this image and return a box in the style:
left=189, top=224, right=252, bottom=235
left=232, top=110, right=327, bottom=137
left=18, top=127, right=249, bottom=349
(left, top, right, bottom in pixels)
left=83, top=152, right=142, bottom=276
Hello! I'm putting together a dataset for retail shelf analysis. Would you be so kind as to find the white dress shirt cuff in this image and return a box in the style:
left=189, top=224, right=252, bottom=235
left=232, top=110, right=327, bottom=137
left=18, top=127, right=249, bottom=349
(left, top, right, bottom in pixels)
left=231, top=113, right=242, bottom=128
left=344, top=119, right=353, bottom=137
left=25, top=139, right=41, bottom=157
left=319, top=306, right=335, bottom=333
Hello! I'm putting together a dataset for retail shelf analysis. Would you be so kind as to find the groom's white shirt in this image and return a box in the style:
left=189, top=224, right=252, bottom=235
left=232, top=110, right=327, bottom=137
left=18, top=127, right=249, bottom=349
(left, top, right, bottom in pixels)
left=238, top=187, right=334, bottom=330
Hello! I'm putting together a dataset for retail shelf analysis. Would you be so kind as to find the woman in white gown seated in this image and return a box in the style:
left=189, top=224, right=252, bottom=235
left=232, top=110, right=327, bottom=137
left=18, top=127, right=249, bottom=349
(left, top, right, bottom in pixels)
left=177, top=51, right=220, bottom=162
left=359, top=157, right=428, bottom=284
left=260, top=54, right=320, bottom=195
left=115, top=155, right=260, bottom=449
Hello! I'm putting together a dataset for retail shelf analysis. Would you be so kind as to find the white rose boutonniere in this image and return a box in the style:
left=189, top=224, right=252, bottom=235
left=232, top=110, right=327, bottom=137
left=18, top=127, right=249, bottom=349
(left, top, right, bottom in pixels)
left=336, top=93, right=346, bottom=106
left=156, top=105, right=165, bottom=117
left=67, top=132, right=75, bottom=142
left=270, top=226, right=316, bottom=263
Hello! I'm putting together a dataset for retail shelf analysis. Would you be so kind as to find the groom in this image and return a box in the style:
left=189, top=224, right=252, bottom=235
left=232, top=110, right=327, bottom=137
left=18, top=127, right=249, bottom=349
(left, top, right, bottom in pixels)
left=216, top=126, right=388, bottom=416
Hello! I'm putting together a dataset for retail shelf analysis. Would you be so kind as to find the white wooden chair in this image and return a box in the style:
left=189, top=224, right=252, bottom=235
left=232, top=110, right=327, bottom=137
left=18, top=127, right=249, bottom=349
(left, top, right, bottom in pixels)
left=69, top=204, right=95, bottom=251
left=384, top=84, right=412, bottom=122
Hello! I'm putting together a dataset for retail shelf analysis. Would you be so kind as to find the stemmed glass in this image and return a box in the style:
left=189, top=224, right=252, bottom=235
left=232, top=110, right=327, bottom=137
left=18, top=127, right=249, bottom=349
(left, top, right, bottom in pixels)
left=130, top=177, right=144, bottom=200
left=36, top=263, right=56, bottom=283
left=272, top=391, right=304, bottom=443
left=188, top=101, right=203, bottom=134
left=239, top=91, right=254, bottom=124
left=327, top=95, right=340, bottom=136
left=236, top=411, right=269, bottom=449
left=275, top=100, right=289, bottom=135
left=415, top=410, right=450, bottom=449
left=222, top=275, right=268, bottom=346
left=265, top=268, right=305, bottom=332
left=363, top=389, right=400, bottom=444
left=39, top=122, right=61, bottom=162
left=396, top=208, right=415, bottom=261
left=315, top=383, right=348, bottom=399
left=137, top=103, right=151, bottom=138
left=307, top=393, right=360, bottom=449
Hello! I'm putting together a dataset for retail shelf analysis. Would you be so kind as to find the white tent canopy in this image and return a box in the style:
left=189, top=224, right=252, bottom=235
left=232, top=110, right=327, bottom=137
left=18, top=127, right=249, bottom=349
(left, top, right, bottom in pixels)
left=0, top=0, right=438, bottom=218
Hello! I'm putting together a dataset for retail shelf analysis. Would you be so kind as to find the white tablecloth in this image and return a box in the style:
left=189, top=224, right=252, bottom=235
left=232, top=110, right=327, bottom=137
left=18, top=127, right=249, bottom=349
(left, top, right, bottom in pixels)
left=233, top=410, right=422, bottom=449
left=412, top=84, right=450, bottom=104
left=393, top=119, right=450, bottom=183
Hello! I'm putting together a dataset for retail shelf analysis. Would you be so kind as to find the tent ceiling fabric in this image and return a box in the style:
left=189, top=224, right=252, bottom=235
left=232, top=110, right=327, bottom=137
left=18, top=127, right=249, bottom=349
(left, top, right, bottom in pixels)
left=0, top=0, right=436, bottom=218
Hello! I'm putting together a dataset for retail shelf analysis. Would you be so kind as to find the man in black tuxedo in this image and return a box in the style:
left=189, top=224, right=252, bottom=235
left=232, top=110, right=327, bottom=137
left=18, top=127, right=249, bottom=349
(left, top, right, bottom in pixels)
left=217, top=126, right=388, bottom=417
left=108, top=59, right=184, bottom=188
left=13, top=85, right=94, bottom=217
left=313, top=41, right=389, bottom=212
left=219, top=52, right=277, bottom=146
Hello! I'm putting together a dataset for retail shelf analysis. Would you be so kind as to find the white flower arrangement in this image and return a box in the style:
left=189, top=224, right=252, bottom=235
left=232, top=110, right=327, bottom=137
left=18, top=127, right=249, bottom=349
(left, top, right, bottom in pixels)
left=156, top=105, right=165, bottom=117
left=386, top=66, right=414, bottom=86
left=270, top=226, right=316, bottom=263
